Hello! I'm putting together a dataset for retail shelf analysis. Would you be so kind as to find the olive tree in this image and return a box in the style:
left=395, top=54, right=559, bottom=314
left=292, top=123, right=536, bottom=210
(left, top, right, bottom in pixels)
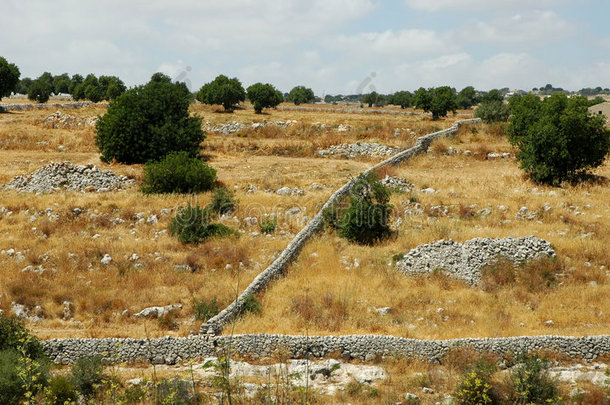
left=287, top=85, right=314, bottom=105
left=95, top=73, right=204, bottom=164
left=0, top=57, right=20, bottom=98
left=246, top=82, right=283, bottom=113
left=508, top=93, right=610, bottom=185
left=196, top=74, right=245, bottom=111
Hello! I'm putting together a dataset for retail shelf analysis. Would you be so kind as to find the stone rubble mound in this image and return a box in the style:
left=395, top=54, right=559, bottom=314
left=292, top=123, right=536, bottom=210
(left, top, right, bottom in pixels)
left=205, top=120, right=298, bottom=134
left=380, top=175, right=413, bottom=193
left=318, top=142, right=400, bottom=158
left=395, top=236, right=556, bottom=285
left=43, top=110, right=99, bottom=128
left=4, top=161, right=135, bottom=193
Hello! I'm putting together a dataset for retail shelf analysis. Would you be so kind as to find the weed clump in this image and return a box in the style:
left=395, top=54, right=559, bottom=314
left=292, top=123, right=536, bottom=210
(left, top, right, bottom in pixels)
left=141, top=151, right=216, bottom=194
left=169, top=204, right=237, bottom=244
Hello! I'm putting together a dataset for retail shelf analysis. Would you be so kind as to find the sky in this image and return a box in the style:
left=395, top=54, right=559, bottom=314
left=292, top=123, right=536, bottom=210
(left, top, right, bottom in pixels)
left=2, top=0, right=610, bottom=96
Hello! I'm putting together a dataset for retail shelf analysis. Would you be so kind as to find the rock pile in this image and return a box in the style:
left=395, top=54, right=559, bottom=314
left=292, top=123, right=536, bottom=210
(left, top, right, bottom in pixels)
left=4, top=161, right=135, bottom=193
left=380, top=175, right=413, bottom=193
left=43, top=111, right=99, bottom=129
left=206, top=120, right=298, bottom=134
left=395, top=236, right=556, bottom=285
left=318, top=142, right=400, bottom=159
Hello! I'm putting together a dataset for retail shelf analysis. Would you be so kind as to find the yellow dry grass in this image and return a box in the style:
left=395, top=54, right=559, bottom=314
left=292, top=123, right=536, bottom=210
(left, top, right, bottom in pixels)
left=0, top=102, right=608, bottom=344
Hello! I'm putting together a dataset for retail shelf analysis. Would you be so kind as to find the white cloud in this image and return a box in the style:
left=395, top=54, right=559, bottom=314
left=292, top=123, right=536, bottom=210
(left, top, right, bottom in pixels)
left=459, top=11, right=573, bottom=47
left=404, top=0, right=572, bottom=12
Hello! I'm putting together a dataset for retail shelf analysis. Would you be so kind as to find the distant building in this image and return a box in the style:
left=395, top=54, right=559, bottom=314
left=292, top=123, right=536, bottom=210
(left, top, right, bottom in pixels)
left=588, top=102, right=610, bottom=124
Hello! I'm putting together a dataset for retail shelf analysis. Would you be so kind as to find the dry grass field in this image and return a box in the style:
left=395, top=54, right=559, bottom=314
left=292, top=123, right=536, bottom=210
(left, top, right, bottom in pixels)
left=0, top=97, right=608, bottom=346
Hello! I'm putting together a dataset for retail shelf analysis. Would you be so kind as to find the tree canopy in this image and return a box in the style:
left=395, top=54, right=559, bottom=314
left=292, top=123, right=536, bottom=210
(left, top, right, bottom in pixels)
left=507, top=93, right=610, bottom=185
left=95, top=73, right=204, bottom=164
left=414, top=86, right=457, bottom=120
left=387, top=91, right=412, bottom=109
left=287, top=86, right=315, bottom=105
left=0, top=57, right=20, bottom=98
left=246, top=82, right=283, bottom=113
left=196, top=74, right=245, bottom=111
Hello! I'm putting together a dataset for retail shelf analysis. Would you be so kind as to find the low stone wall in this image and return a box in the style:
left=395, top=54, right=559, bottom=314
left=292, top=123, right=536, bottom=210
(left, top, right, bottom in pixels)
left=278, top=105, right=474, bottom=118
left=42, top=334, right=610, bottom=365
left=199, top=118, right=481, bottom=335
left=0, top=101, right=107, bottom=112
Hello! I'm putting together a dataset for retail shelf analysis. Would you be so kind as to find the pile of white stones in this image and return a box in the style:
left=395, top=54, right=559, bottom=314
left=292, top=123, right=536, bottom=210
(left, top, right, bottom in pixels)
left=4, top=161, right=135, bottom=193
left=318, top=142, right=400, bottom=158
left=380, top=175, right=413, bottom=193
left=395, top=236, right=556, bottom=285
left=43, top=110, right=99, bottom=129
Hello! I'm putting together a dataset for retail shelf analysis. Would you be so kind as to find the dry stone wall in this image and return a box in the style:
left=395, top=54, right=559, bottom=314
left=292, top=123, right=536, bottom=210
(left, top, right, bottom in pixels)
left=42, top=334, right=610, bottom=365
left=0, top=101, right=107, bottom=112
left=199, top=118, right=481, bottom=335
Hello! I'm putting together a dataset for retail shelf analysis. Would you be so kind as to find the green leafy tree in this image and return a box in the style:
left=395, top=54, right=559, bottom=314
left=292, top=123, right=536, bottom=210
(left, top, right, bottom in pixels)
left=81, top=74, right=102, bottom=102
left=475, top=100, right=509, bottom=124
left=362, top=91, right=379, bottom=107
left=429, top=86, right=457, bottom=120
left=508, top=93, right=610, bottom=185
left=15, top=77, right=32, bottom=95
left=456, top=86, right=479, bottom=109
left=413, top=87, right=432, bottom=112
left=388, top=90, right=412, bottom=109
left=95, top=73, right=204, bottom=164
left=101, top=76, right=126, bottom=100
left=287, top=85, right=315, bottom=105
left=68, top=74, right=83, bottom=95
left=27, top=76, right=52, bottom=103
left=480, top=89, right=504, bottom=103
left=0, top=57, right=20, bottom=98
left=337, top=173, right=393, bottom=245
left=52, top=73, right=71, bottom=94
left=246, top=82, right=283, bottom=113
left=196, top=74, right=245, bottom=111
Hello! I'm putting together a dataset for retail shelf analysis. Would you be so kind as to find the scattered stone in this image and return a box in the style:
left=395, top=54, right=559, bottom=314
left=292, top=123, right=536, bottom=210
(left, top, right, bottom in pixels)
left=422, top=387, right=434, bottom=394
left=276, top=187, right=304, bottom=196
left=4, top=161, right=135, bottom=193
left=100, top=254, right=112, bottom=265
left=515, top=206, right=537, bottom=220
left=62, top=301, right=74, bottom=320
left=380, top=175, right=413, bottom=193
left=422, top=187, right=437, bottom=194
left=133, top=304, right=182, bottom=319
left=395, top=236, right=556, bottom=285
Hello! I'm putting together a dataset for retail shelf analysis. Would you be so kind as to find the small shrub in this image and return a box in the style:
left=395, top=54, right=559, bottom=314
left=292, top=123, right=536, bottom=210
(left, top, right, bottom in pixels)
left=454, top=357, right=498, bottom=405
left=509, top=353, right=561, bottom=404
left=209, top=187, right=238, bottom=215
left=0, top=350, right=24, bottom=405
left=392, top=252, right=405, bottom=263
left=71, top=355, right=104, bottom=398
left=237, top=294, right=261, bottom=317
left=169, top=204, right=237, bottom=244
left=0, top=314, right=45, bottom=360
left=141, top=152, right=216, bottom=194
left=259, top=218, right=277, bottom=234
left=193, top=297, right=219, bottom=321
left=156, top=377, right=196, bottom=405
left=158, top=311, right=179, bottom=331
left=337, top=173, right=392, bottom=245
left=46, top=375, right=78, bottom=405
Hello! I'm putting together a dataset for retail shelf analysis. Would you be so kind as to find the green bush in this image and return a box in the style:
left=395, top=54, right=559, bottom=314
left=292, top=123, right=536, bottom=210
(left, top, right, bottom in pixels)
left=259, top=218, right=277, bottom=234
left=509, top=353, right=561, bottom=404
left=0, top=350, right=25, bottom=405
left=156, top=377, right=196, bottom=405
left=454, top=358, right=498, bottom=405
left=209, top=187, right=238, bottom=215
left=0, top=314, right=45, bottom=360
left=237, top=294, right=261, bottom=317
left=71, top=355, right=104, bottom=398
left=337, top=173, right=392, bottom=245
left=508, top=93, right=610, bottom=185
left=27, top=78, right=52, bottom=103
left=141, top=152, right=216, bottom=194
left=475, top=100, right=510, bottom=124
left=169, top=204, right=237, bottom=244
left=46, top=375, right=78, bottom=405
left=95, top=73, right=204, bottom=164
left=193, top=297, right=219, bottom=321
